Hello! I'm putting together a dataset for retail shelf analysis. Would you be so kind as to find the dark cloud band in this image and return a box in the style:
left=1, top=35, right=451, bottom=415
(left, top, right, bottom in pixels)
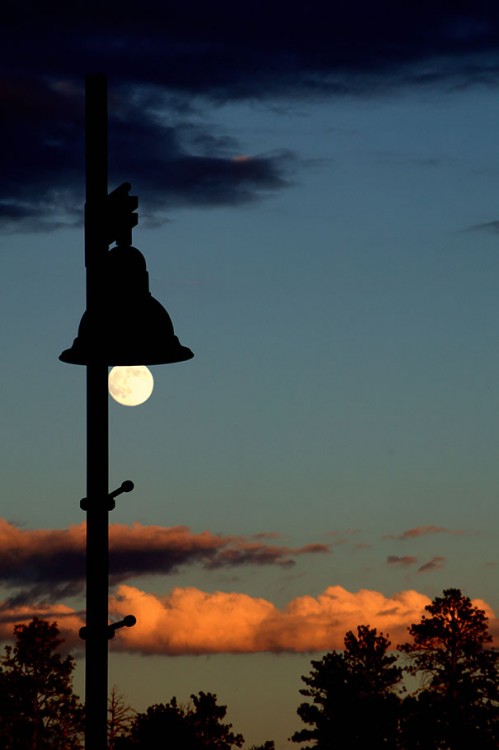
left=2, top=3, right=499, bottom=228
left=0, top=519, right=329, bottom=603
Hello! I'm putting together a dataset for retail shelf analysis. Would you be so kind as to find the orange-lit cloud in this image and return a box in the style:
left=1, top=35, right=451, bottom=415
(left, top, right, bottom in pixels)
left=0, top=585, right=496, bottom=655
left=0, top=518, right=329, bottom=602
left=0, top=603, right=84, bottom=650
left=108, top=585, right=498, bottom=655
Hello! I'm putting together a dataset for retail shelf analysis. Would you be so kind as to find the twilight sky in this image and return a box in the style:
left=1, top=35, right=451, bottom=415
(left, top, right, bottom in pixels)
left=3, top=3, right=499, bottom=747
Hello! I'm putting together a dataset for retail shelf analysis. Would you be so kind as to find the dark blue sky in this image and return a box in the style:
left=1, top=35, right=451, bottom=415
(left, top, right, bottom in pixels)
left=3, top=5, right=499, bottom=747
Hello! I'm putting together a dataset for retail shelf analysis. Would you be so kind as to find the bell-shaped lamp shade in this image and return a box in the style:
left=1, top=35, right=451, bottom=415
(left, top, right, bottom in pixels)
left=59, top=245, right=194, bottom=366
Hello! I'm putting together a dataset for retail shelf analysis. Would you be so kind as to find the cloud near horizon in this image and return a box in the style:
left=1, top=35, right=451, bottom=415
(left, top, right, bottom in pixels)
left=0, top=518, right=329, bottom=603
left=110, top=585, right=434, bottom=655
left=0, top=584, right=496, bottom=656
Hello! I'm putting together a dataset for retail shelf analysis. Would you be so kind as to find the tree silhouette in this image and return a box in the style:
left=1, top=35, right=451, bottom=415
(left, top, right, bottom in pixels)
left=292, top=624, right=403, bottom=749
left=115, top=691, right=244, bottom=749
left=0, top=617, right=84, bottom=749
left=108, top=685, right=135, bottom=749
left=399, top=588, right=499, bottom=749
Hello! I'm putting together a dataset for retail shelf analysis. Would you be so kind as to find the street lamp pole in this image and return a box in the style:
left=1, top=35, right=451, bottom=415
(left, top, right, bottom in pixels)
left=60, top=74, right=194, bottom=749
left=83, top=73, right=111, bottom=750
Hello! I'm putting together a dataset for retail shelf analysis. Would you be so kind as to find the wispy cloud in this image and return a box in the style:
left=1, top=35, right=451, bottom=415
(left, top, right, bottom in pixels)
left=385, top=525, right=463, bottom=541
left=386, top=554, right=448, bottom=573
left=463, top=220, right=499, bottom=234
left=387, top=555, right=418, bottom=567
left=418, top=556, right=446, bottom=573
left=326, top=529, right=361, bottom=546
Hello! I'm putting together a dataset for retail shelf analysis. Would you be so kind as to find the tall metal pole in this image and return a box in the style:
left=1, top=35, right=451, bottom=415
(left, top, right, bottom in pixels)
left=58, top=73, right=189, bottom=748
left=84, top=73, right=109, bottom=750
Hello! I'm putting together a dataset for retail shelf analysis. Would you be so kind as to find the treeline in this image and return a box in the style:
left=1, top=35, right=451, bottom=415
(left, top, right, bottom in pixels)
left=0, top=589, right=498, bottom=748
left=292, top=588, right=499, bottom=749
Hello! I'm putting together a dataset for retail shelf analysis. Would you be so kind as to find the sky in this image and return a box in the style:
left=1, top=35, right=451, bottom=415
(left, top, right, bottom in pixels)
left=2, top=2, right=499, bottom=747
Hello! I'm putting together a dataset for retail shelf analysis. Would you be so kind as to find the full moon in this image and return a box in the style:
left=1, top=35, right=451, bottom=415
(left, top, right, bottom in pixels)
left=108, top=365, right=154, bottom=406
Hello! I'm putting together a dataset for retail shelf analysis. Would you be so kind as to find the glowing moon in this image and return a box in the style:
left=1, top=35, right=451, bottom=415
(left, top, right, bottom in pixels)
left=108, top=366, right=154, bottom=406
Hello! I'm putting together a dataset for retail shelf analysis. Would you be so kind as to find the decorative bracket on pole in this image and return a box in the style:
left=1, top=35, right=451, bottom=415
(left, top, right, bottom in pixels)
left=79, top=615, right=137, bottom=641
left=107, top=615, right=137, bottom=639
left=80, top=480, right=134, bottom=512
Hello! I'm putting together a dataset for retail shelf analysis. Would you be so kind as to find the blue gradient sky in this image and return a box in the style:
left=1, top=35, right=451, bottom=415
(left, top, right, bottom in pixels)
left=3, top=5, right=499, bottom=747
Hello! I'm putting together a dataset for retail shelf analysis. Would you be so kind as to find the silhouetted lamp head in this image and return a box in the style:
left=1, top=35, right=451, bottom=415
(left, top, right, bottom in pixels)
left=59, top=244, right=194, bottom=366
